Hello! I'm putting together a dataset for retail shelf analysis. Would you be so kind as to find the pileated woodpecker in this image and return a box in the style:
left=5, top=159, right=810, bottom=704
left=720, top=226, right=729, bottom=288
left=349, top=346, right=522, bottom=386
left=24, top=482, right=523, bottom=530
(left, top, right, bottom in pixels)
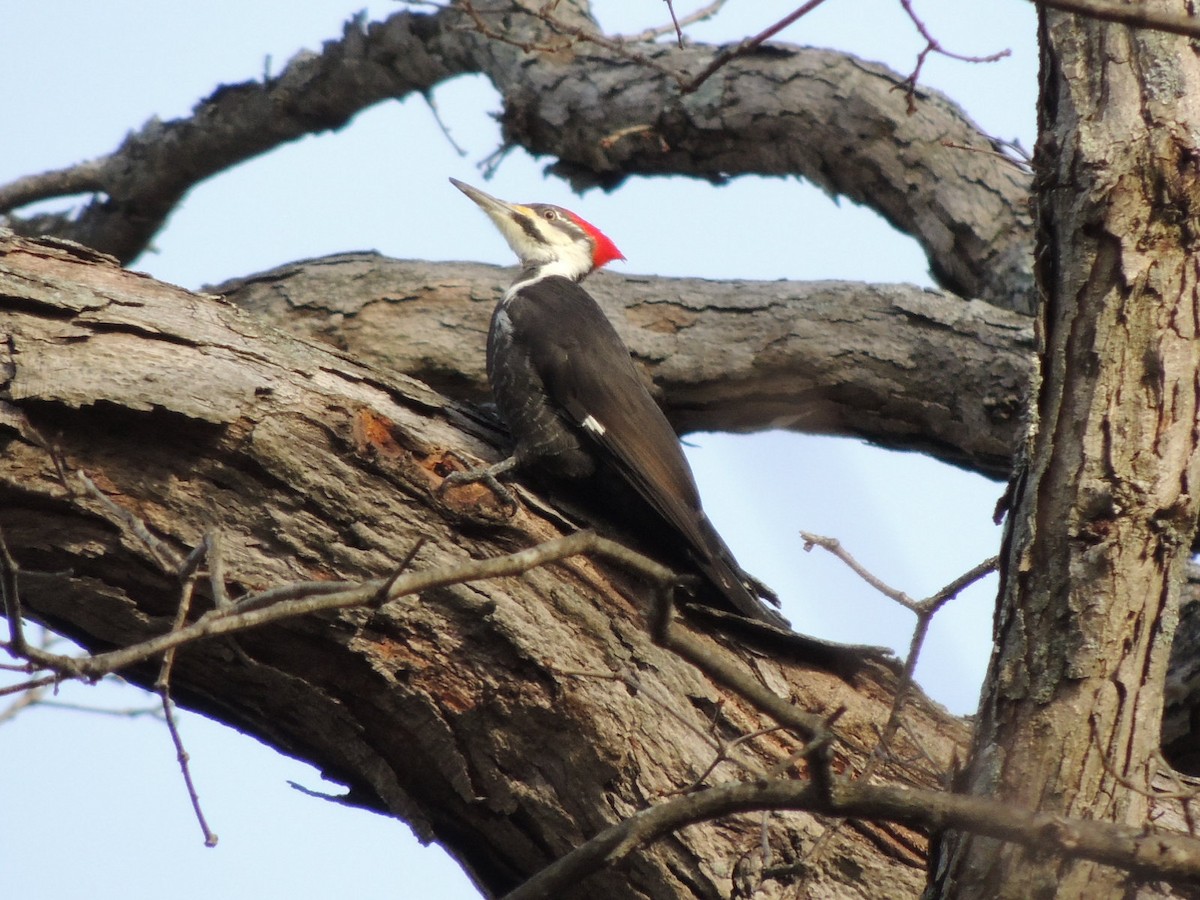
left=449, top=178, right=786, bottom=627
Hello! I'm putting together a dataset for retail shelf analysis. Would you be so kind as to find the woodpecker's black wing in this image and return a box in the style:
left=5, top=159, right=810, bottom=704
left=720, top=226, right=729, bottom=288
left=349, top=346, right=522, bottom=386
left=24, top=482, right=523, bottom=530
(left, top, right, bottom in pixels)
left=498, top=276, right=786, bottom=626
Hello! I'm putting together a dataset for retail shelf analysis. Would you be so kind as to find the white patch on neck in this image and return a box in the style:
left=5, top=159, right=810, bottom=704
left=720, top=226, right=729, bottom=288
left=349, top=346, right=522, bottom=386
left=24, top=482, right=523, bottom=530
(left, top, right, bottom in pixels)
left=505, top=256, right=590, bottom=301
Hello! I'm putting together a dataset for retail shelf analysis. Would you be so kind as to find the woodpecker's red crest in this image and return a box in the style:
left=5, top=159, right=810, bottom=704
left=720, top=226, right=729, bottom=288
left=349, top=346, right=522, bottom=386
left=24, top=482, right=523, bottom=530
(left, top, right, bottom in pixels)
left=450, top=178, right=624, bottom=281
left=559, top=209, right=624, bottom=271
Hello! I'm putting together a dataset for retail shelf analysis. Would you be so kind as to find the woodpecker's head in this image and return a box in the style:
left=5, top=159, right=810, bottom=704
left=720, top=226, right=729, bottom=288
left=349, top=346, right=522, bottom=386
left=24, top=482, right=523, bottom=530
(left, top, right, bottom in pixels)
left=451, top=178, right=624, bottom=282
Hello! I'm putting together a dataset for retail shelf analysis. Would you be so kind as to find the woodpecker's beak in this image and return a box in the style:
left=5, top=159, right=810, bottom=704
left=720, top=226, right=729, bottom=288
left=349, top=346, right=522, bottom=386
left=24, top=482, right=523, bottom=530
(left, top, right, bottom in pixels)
left=449, top=178, right=529, bottom=220
left=451, top=177, right=553, bottom=267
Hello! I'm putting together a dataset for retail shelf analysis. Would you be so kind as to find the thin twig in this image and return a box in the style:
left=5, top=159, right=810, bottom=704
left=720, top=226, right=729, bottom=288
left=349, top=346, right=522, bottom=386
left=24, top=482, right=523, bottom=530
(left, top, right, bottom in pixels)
left=799, top=534, right=996, bottom=784
left=0, top=528, right=27, bottom=658
left=457, top=0, right=684, bottom=83
left=894, top=0, right=1010, bottom=113
left=206, top=531, right=231, bottom=609
left=941, top=139, right=1033, bottom=174
left=0, top=679, right=48, bottom=724
left=372, top=536, right=429, bottom=607
left=887, top=553, right=1000, bottom=742
left=30, top=699, right=164, bottom=719
left=673, top=722, right=787, bottom=793
left=11, top=531, right=681, bottom=685
left=555, top=665, right=775, bottom=783
left=649, top=585, right=832, bottom=747
left=422, top=90, right=468, bottom=157
left=800, top=532, right=917, bottom=609
left=0, top=674, right=59, bottom=700
left=77, top=472, right=183, bottom=572
left=680, top=0, right=832, bottom=94
left=153, top=534, right=218, bottom=846
left=1089, top=718, right=1200, bottom=803
left=160, top=686, right=218, bottom=847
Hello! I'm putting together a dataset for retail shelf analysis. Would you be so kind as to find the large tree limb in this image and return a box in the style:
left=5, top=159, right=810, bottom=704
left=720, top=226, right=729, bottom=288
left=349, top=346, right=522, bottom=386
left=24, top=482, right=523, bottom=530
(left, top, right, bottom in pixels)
left=929, top=4, right=1200, bottom=895
left=0, top=234, right=962, bottom=898
left=0, top=1, right=1034, bottom=312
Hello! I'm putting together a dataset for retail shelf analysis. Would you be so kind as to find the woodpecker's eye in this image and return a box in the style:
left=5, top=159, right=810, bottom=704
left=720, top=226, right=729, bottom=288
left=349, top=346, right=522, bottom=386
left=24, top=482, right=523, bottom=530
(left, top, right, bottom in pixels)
left=543, top=209, right=558, bottom=221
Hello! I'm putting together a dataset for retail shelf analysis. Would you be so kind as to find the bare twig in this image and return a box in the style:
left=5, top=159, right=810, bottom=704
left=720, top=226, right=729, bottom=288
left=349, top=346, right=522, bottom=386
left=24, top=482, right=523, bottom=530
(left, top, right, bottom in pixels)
left=654, top=611, right=826, bottom=740
left=29, top=699, right=164, bottom=719
left=680, top=0, right=832, bottom=94
left=148, top=527, right=219, bottom=846
left=77, top=472, right=183, bottom=572
left=800, top=532, right=916, bottom=609
left=0, top=528, right=27, bottom=658
left=941, top=139, right=1033, bottom=174
left=9, top=531, right=681, bottom=686
left=894, top=0, right=1010, bottom=113
left=665, top=0, right=684, bottom=46
left=0, top=679, right=48, bottom=724
left=1088, top=718, right=1200, bottom=804
left=205, top=532, right=231, bottom=609
left=422, top=90, right=468, bottom=157
left=0, top=674, right=59, bottom=701
left=160, top=686, right=218, bottom=847
left=800, top=532, right=996, bottom=769
left=556, top=672, right=753, bottom=782
left=673, top=722, right=787, bottom=793
left=457, top=0, right=684, bottom=83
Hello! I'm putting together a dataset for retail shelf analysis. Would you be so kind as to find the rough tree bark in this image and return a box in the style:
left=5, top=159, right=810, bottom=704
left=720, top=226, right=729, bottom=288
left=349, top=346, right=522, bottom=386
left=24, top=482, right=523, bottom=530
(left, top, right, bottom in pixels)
left=1, top=235, right=965, bottom=898
left=211, top=255, right=1032, bottom=478
left=928, top=4, right=1200, bottom=897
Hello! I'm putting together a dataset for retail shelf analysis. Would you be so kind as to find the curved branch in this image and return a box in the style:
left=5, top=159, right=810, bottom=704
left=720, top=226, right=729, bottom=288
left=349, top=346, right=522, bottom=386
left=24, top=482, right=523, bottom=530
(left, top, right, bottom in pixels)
left=0, top=12, right=468, bottom=264
left=4, top=234, right=1199, bottom=896
left=0, top=1, right=1034, bottom=311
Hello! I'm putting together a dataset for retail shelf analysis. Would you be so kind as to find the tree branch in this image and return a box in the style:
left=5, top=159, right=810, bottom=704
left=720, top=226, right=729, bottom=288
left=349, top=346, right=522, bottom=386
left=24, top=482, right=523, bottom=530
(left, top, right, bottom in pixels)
left=0, top=1, right=1035, bottom=312
left=1033, top=0, right=1200, bottom=38
left=216, top=253, right=1035, bottom=480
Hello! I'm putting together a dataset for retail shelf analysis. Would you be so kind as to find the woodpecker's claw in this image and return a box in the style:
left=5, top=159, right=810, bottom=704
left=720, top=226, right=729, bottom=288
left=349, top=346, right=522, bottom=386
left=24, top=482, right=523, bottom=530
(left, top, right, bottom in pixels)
left=437, top=453, right=520, bottom=517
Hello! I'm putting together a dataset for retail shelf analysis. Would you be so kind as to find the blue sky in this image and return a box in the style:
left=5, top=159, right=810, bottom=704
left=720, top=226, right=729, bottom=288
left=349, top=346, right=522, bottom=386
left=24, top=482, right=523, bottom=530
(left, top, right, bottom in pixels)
left=1, top=2, right=1037, bottom=897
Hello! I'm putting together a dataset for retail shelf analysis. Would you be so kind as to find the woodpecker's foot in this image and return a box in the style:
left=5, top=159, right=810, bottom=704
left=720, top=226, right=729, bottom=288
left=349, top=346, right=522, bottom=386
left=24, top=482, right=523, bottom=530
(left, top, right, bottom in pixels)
left=437, top=453, right=520, bottom=518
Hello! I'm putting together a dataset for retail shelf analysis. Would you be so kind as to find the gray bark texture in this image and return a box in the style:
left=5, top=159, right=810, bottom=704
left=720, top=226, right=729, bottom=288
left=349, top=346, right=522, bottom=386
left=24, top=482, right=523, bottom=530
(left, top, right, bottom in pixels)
left=212, top=254, right=1032, bottom=478
left=0, top=1, right=1035, bottom=314
left=927, top=4, right=1200, bottom=897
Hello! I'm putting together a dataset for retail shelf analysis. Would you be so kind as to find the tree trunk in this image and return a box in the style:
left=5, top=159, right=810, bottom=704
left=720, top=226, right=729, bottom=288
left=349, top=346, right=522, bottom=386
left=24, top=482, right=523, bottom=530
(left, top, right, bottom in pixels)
left=928, top=5, right=1200, bottom=897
